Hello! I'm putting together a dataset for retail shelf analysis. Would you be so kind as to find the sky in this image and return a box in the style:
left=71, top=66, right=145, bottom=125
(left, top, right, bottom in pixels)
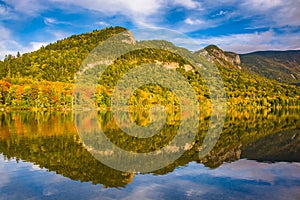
left=0, top=0, right=300, bottom=59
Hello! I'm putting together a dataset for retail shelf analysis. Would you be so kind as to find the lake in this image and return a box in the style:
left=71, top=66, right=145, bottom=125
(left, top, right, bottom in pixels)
left=0, top=109, right=300, bottom=200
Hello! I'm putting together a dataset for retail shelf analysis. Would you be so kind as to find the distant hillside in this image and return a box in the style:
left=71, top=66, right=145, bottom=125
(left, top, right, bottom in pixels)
left=240, top=50, right=300, bottom=85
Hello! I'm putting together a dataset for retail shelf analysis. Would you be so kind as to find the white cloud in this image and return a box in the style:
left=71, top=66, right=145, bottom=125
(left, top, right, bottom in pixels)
left=241, top=0, right=284, bottom=10
left=49, top=0, right=163, bottom=26
left=1, top=0, right=299, bottom=57
left=0, top=39, right=48, bottom=60
left=0, top=25, right=54, bottom=60
left=3, top=0, right=299, bottom=30
left=0, top=26, right=11, bottom=39
left=191, top=0, right=300, bottom=29
left=0, top=26, right=20, bottom=59
left=2, top=0, right=47, bottom=16
left=44, top=17, right=72, bottom=27
left=50, top=30, right=69, bottom=39
left=0, top=4, right=7, bottom=15
left=96, top=21, right=109, bottom=26
left=184, top=18, right=205, bottom=25
left=172, top=0, right=202, bottom=9
left=275, top=1, right=300, bottom=26
left=44, top=17, right=56, bottom=25
left=28, top=42, right=48, bottom=51
left=194, top=30, right=300, bottom=53
left=47, top=0, right=203, bottom=27
left=238, top=0, right=300, bottom=27
left=215, top=10, right=227, bottom=16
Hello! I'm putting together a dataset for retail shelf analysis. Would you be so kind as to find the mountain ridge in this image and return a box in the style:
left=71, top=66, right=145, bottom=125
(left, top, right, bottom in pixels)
left=0, top=27, right=300, bottom=109
left=1, top=28, right=299, bottom=85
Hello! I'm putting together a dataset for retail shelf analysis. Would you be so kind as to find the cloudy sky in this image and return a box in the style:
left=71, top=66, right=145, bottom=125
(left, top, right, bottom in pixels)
left=0, top=0, right=300, bottom=59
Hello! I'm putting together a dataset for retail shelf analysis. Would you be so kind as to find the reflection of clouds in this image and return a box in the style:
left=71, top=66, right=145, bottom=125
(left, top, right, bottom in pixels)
left=29, top=163, right=46, bottom=171
left=119, top=178, right=214, bottom=200
left=209, top=159, right=300, bottom=183
left=186, top=188, right=206, bottom=198
left=121, top=184, right=163, bottom=200
left=175, top=180, right=213, bottom=199
left=0, top=155, right=10, bottom=189
left=0, top=155, right=75, bottom=199
left=1, top=154, right=300, bottom=199
left=174, top=159, right=300, bottom=184
left=275, top=186, right=300, bottom=200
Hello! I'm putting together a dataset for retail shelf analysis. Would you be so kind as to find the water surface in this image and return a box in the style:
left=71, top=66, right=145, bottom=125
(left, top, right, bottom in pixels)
left=0, top=109, right=299, bottom=199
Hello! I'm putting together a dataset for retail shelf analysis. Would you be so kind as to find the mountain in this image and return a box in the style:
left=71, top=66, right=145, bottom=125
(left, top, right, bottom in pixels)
left=197, top=45, right=242, bottom=70
left=201, top=45, right=300, bottom=86
left=0, top=27, right=300, bottom=110
left=0, top=26, right=127, bottom=82
left=240, top=50, right=300, bottom=85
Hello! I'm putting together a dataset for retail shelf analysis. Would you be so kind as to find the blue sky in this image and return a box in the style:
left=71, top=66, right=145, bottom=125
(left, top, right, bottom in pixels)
left=0, top=0, right=299, bottom=59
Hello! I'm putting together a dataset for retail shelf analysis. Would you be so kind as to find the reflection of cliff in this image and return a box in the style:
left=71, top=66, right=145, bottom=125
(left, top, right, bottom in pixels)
left=199, top=108, right=300, bottom=168
left=0, top=109, right=300, bottom=187
left=151, top=108, right=300, bottom=173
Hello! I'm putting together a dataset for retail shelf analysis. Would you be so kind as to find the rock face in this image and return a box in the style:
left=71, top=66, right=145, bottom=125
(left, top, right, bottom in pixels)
left=225, top=51, right=241, bottom=66
left=197, top=45, right=300, bottom=85
left=201, top=45, right=242, bottom=69
left=121, top=30, right=136, bottom=44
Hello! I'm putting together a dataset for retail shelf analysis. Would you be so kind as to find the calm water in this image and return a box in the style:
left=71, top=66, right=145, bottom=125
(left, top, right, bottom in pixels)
left=0, top=109, right=300, bottom=200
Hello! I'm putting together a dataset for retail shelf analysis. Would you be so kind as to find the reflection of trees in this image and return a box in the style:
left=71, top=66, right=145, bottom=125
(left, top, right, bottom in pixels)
left=0, top=109, right=300, bottom=187
left=0, top=111, right=134, bottom=188
left=153, top=108, right=300, bottom=174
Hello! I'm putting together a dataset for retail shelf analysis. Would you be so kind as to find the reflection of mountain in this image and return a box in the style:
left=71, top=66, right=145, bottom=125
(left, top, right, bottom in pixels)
left=0, top=112, right=135, bottom=188
left=0, top=109, right=300, bottom=187
left=153, top=109, right=300, bottom=173
left=241, top=128, right=300, bottom=162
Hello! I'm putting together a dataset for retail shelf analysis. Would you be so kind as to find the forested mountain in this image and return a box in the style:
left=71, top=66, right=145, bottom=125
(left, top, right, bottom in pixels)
left=0, top=26, right=299, bottom=110
left=0, top=26, right=127, bottom=82
left=240, top=50, right=300, bottom=85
